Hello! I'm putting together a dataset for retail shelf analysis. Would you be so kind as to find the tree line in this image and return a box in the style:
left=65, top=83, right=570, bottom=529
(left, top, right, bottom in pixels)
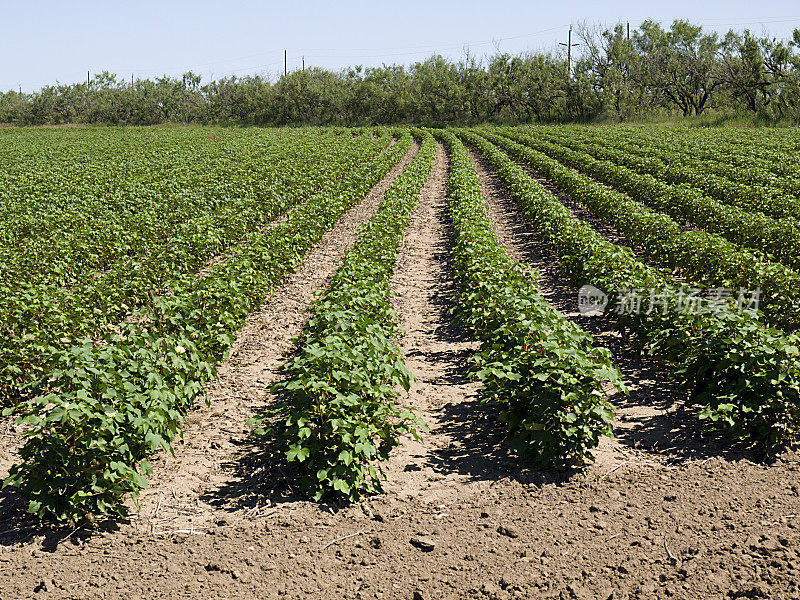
left=3, top=20, right=800, bottom=126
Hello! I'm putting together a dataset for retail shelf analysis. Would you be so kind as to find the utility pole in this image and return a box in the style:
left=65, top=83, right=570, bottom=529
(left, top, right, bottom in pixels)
left=131, top=73, right=134, bottom=87
left=284, top=50, right=287, bottom=77
left=302, top=56, right=305, bottom=71
left=87, top=70, right=90, bottom=87
left=625, top=22, right=631, bottom=78
left=559, top=27, right=580, bottom=81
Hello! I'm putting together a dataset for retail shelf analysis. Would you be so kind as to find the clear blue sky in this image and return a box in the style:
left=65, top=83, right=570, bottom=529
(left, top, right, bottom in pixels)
left=3, top=0, right=800, bottom=92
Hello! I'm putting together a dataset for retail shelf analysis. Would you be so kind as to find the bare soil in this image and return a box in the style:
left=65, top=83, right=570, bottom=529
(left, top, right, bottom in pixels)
left=466, top=147, right=693, bottom=467
left=1, top=142, right=799, bottom=600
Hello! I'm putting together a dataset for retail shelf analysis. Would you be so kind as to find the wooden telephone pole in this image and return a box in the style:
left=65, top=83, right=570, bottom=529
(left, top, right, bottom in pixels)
left=559, top=27, right=580, bottom=81
left=625, top=22, right=631, bottom=77
left=284, top=50, right=287, bottom=76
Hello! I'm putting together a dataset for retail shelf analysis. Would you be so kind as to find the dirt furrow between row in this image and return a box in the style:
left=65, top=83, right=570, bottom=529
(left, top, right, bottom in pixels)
left=382, top=141, right=508, bottom=505
left=0, top=140, right=420, bottom=541
left=497, top=145, right=693, bottom=285
left=466, top=147, right=701, bottom=468
left=124, top=140, right=421, bottom=534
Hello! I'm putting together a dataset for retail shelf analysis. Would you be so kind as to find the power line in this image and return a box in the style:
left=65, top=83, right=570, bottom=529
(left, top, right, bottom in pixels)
left=122, top=17, right=800, bottom=82
left=617, top=15, right=800, bottom=30
left=117, top=25, right=571, bottom=80
left=694, top=16, right=800, bottom=26
left=9, top=16, right=800, bottom=91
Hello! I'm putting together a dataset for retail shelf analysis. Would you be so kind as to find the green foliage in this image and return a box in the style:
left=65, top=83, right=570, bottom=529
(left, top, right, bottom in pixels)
left=5, top=121, right=800, bottom=525
left=437, top=131, right=624, bottom=467
left=252, top=132, right=435, bottom=500
left=524, top=126, right=800, bottom=271
left=2, top=131, right=413, bottom=523
left=487, top=129, right=800, bottom=332
left=463, top=130, right=800, bottom=449
left=0, top=128, right=390, bottom=407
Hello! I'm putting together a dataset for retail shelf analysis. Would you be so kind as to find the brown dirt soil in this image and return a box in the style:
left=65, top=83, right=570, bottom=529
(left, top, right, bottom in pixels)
left=466, top=147, right=686, bottom=469
left=1, top=142, right=800, bottom=600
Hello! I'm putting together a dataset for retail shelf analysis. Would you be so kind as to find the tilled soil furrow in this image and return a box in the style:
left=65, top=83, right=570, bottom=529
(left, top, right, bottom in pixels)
left=465, top=147, right=709, bottom=468
left=0, top=141, right=418, bottom=539
left=489, top=143, right=694, bottom=284
left=124, top=140, right=421, bottom=533
left=383, top=142, right=518, bottom=505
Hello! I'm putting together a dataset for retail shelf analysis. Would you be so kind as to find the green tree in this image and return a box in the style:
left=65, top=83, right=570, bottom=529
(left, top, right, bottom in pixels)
left=634, top=19, right=721, bottom=116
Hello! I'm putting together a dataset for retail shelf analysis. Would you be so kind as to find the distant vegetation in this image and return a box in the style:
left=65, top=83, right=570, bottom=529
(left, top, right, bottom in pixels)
left=3, top=20, right=800, bottom=126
